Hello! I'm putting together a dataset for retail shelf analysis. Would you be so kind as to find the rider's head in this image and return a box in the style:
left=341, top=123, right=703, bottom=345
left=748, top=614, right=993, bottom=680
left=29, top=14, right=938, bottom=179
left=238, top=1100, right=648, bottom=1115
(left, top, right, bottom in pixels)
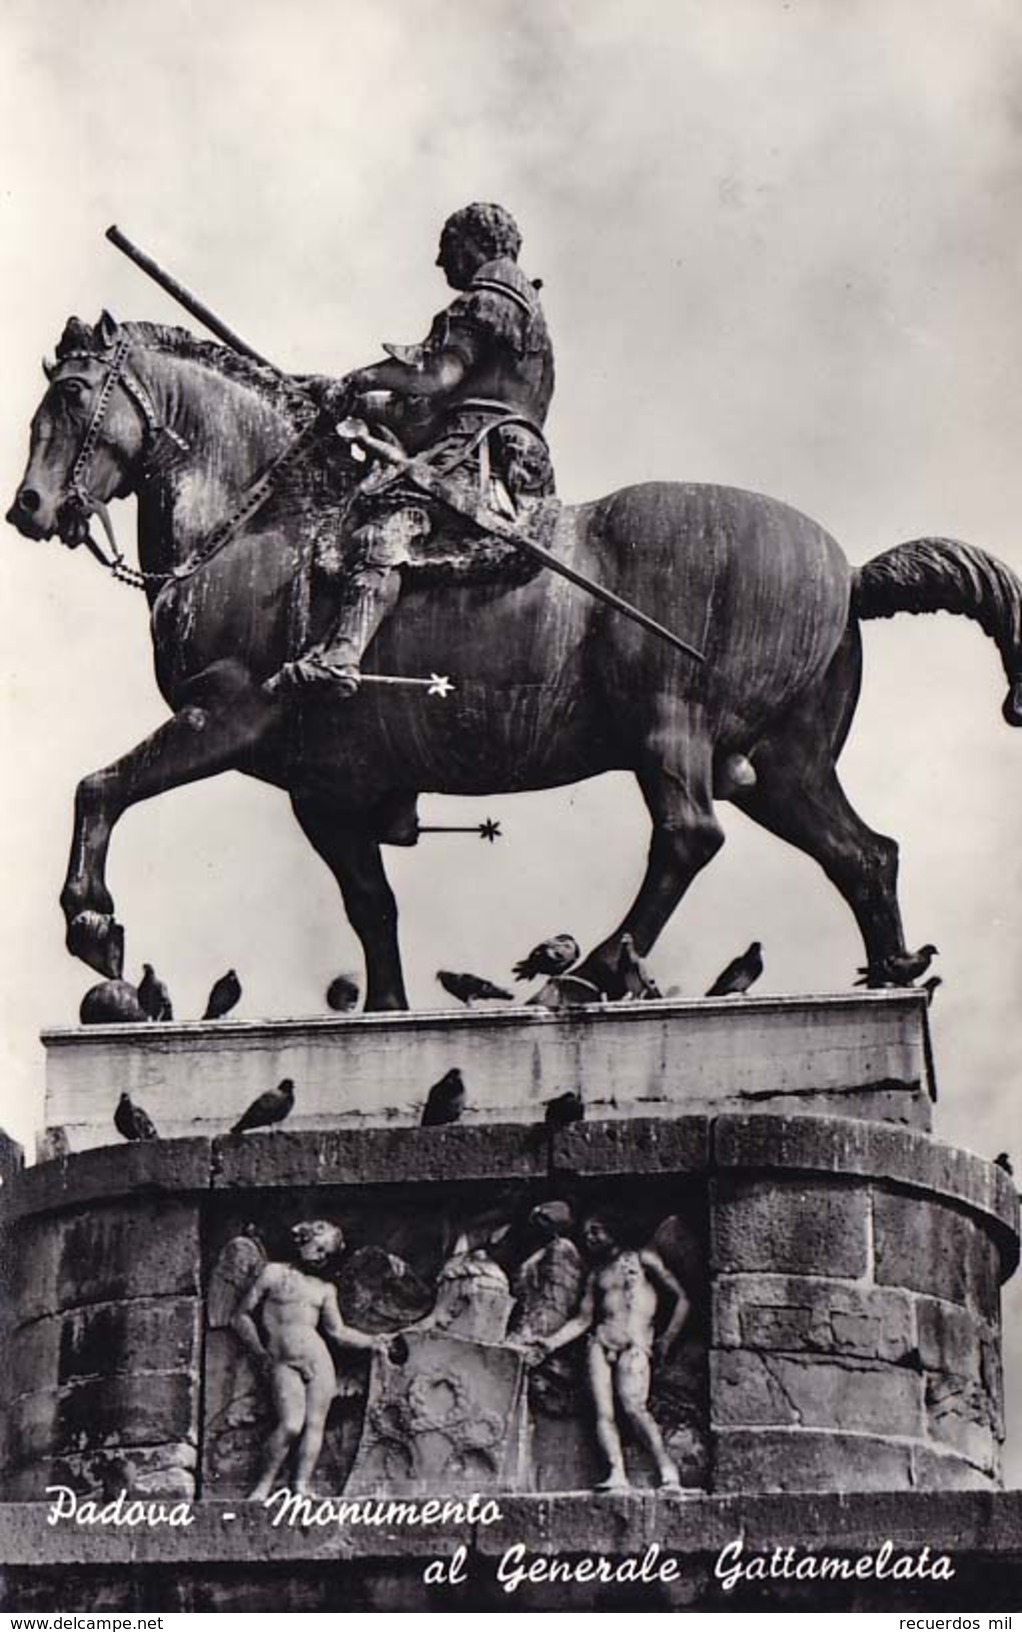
left=437, top=202, right=523, bottom=289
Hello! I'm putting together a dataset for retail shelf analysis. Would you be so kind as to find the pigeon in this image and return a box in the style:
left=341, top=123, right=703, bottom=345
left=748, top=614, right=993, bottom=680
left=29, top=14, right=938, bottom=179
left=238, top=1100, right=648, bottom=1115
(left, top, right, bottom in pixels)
left=421, top=1068, right=467, bottom=1127
left=513, top=934, right=580, bottom=983
left=921, top=976, right=943, bottom=1007
left=204, top=969, right=242, bottom=1021
left=890, top=944, right=939, bottom=984
left=994, top=1152, right=1014, bottom=1177
left=231, top=1077, right=295, bottom=1135
left=326, top=973, right=360, bottom=1013
left=137, top=963, right=173, bottom=1022
left=531, top=1089, right=586, bottom=1162
left=855, top=945, right=938, bottom=988
left=544, top=1090, right=584, bottom=1129
left=114, top=1091, right=159, bottom=1142
left=436, top=970, right=514, bottom=1006
left=616, top=934, right=662, bottom=1000
left=706, top=941, right=763, bottom=998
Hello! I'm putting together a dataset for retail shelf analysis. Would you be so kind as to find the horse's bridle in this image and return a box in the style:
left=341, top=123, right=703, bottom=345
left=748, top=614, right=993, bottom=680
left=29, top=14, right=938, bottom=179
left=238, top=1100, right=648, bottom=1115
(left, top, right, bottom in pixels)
left=54, top=336, right=321, bottom=593
left=57, top=336, right=191, bottom=585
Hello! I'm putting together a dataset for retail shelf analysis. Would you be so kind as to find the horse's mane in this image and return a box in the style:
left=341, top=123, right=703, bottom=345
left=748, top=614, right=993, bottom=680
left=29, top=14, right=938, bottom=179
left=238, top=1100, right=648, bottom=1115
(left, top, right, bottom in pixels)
left=125, top=322, right=309, bottom=418
left=55, top=314, right=309, bottom=421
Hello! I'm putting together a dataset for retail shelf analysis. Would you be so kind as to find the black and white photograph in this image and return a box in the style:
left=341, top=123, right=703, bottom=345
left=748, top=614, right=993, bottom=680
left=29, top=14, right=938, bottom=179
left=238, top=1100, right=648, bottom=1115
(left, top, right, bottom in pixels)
left=1, top=0, right=1020, bottom=1613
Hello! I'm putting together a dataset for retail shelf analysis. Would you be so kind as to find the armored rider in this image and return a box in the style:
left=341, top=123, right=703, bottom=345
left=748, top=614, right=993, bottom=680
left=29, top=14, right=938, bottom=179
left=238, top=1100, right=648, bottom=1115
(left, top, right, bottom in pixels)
left=282, top=202, right=556, bottom=694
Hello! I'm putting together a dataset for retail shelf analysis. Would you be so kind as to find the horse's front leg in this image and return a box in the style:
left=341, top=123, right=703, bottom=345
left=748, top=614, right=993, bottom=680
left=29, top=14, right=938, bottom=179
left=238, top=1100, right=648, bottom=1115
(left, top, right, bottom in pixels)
left=291, top=794, right=408, bottom=1010
left=61, top=660, right=285, bottom=977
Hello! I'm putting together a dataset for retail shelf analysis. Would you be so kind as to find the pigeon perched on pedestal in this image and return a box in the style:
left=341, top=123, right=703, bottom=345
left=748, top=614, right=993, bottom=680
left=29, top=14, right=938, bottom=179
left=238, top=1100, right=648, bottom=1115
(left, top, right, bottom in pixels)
left=421, top=1068, right=467, bottom=1127
left=138, top=963, right=173, bottom=1022
left=994, top=1152, right=1014, bottom=1177
left=513, top=934, right=580, bottom=983
left=532, top=1089, right=586, bottom=1163
left=204, top=969, right=242, bottom=1021
left=230, top=1077, right=295, bottom=1135
left=326, top=973, right=360, bottom=1013
left=706, top=941, right=763, bottom=997
left=855, top=945, right=938, bottom=988
left=114, top=1092, right=159, bottom=1142
left=544, top=1090, right=584, bottom=1130
left=437, top=970, right=514, bottom=1006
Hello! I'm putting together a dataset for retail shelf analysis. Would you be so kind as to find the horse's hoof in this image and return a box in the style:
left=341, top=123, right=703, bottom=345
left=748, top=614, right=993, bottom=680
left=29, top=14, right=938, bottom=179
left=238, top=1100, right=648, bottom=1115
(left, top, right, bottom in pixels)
left=79, top=979, right=149, bottom=1025
left=68, top=911, right=125, bottom=980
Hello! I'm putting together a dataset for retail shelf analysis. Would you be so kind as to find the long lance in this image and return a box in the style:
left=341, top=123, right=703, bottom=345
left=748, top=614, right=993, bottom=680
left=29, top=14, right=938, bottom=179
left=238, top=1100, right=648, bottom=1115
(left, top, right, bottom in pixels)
left=106, top=226, right=705, bottom=664
left=106, top=225, right=275, bottom=368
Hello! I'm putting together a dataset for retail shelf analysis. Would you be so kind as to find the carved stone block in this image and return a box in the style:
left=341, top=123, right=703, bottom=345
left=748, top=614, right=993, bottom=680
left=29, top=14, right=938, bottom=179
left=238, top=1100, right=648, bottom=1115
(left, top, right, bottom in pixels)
left=711, top=1350, right=923, bottom=1435
left=714, top=1427, right=915, bottom=1492
left=11, top=1201, right=200, bottom=1322
left=873, top=1189, right=1000, bottom=1317
left=711, top=1178, right=870, bottom=1277
left=713, top=1274, right=916, bottom=1361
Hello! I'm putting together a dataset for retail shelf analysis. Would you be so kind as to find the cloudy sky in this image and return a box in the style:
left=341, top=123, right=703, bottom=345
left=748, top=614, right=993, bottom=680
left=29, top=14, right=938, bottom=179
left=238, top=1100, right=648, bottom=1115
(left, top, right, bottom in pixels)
left=2, top=0, right=1021, bottom=1478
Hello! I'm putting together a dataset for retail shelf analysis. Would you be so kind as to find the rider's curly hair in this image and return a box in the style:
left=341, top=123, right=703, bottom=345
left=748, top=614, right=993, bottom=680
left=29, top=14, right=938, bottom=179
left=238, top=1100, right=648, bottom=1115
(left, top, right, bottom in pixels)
left=442, top=201, right=522, bottom=262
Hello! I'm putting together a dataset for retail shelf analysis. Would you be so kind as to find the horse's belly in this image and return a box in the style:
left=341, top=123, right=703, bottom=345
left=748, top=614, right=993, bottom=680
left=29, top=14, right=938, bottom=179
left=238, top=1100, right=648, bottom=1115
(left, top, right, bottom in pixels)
left=300, top=675, right=622, bottom=799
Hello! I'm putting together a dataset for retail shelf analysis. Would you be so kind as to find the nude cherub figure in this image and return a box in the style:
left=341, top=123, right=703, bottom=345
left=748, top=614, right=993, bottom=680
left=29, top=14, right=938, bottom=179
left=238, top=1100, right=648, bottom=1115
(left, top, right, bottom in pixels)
left=531, top=1214, right=690, bottom=1491
left=231, top=1220, right=381, bottom=1500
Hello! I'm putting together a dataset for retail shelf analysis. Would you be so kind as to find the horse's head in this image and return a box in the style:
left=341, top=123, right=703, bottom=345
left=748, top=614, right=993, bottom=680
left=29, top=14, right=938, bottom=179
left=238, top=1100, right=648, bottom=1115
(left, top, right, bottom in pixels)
left=7, top=311, right=148, bottom=547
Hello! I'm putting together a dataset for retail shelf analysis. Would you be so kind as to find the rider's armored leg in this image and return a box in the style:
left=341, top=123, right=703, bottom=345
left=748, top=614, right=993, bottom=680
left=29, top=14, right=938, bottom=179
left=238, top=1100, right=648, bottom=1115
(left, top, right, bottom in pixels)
left=308, top=560, right=403, bottom=695
left=269, top=507, right=429, bottom=696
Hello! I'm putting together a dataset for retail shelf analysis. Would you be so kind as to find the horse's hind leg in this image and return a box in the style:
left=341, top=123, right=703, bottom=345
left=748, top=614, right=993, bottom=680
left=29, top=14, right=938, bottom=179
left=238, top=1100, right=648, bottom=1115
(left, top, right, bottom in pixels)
left=61, top=660, right=284, bottom=977
left=733, top=693, right=906, bottom=975
left=574, top=698, right=725, bottom=992
left=290, top=795, right=408, bottom=1011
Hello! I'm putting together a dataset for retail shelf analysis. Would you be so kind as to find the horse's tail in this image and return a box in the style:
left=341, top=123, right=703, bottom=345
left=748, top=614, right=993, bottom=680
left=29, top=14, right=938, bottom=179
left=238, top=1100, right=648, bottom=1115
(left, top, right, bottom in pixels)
left=852, top=537, right=1022, bottom=726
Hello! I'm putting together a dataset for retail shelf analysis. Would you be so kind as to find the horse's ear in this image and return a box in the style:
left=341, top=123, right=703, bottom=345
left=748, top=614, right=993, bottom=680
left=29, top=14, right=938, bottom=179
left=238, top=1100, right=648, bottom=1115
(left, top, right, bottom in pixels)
left=42, top=356, right=56, bottom=380
left=55, top=315, right=94, bottom=358
left=96, top=310, right=119, bottom=347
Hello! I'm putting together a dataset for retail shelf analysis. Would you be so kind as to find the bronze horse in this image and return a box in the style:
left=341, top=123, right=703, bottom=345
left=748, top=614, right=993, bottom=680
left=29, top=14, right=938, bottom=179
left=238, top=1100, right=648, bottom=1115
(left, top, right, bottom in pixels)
left=8, top=312, right=1022, bottom=1009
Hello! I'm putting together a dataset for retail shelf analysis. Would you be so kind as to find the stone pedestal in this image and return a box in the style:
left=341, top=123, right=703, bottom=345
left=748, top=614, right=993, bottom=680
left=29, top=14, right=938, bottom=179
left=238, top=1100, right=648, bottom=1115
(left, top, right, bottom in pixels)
left=1, top=994, right=1017, bottom=1610
left=41, top=989, right=934, bottom=1152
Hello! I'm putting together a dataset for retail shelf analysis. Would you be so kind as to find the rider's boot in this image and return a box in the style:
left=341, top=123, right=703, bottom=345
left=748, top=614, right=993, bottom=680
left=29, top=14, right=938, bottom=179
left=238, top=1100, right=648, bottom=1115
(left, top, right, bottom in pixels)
left=294, top=562, right=403, bottom=695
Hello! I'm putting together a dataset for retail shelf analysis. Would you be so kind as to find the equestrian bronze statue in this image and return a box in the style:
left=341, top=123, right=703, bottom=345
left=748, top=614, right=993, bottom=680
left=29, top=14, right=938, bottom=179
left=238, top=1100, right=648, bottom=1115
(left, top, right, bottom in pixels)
left=9, top=297, right=1022, bottom=1008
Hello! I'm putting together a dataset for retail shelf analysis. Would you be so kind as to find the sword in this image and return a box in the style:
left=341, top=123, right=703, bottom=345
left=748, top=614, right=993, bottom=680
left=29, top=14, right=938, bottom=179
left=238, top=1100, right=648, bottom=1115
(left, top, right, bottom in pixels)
left=337, top=421, right=706, bottom=665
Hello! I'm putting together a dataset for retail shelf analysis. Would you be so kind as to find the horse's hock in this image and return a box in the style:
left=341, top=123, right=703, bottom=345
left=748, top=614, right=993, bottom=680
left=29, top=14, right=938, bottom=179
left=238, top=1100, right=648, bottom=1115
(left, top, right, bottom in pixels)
left=0, top=993, right=1019, bottom=1610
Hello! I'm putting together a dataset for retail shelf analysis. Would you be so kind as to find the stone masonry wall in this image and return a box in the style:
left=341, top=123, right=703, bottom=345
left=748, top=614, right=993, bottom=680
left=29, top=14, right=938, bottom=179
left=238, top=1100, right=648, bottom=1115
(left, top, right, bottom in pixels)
left=709, top=1117, right=1014, bottom=1492
left=0, top=1116, right=1016, bottom=1503
left=1, top=1142, right=208, bottom=1501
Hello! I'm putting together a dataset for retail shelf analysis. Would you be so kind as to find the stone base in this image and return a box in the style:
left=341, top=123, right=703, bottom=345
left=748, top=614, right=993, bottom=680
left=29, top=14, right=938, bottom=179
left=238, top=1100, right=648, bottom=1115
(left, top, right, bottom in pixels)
left=2, top=1117, right=1015, bottom=1506
left=41, top=990, right=934, bottom=1153
left=0, top=1492, right=1019, bottom=1611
